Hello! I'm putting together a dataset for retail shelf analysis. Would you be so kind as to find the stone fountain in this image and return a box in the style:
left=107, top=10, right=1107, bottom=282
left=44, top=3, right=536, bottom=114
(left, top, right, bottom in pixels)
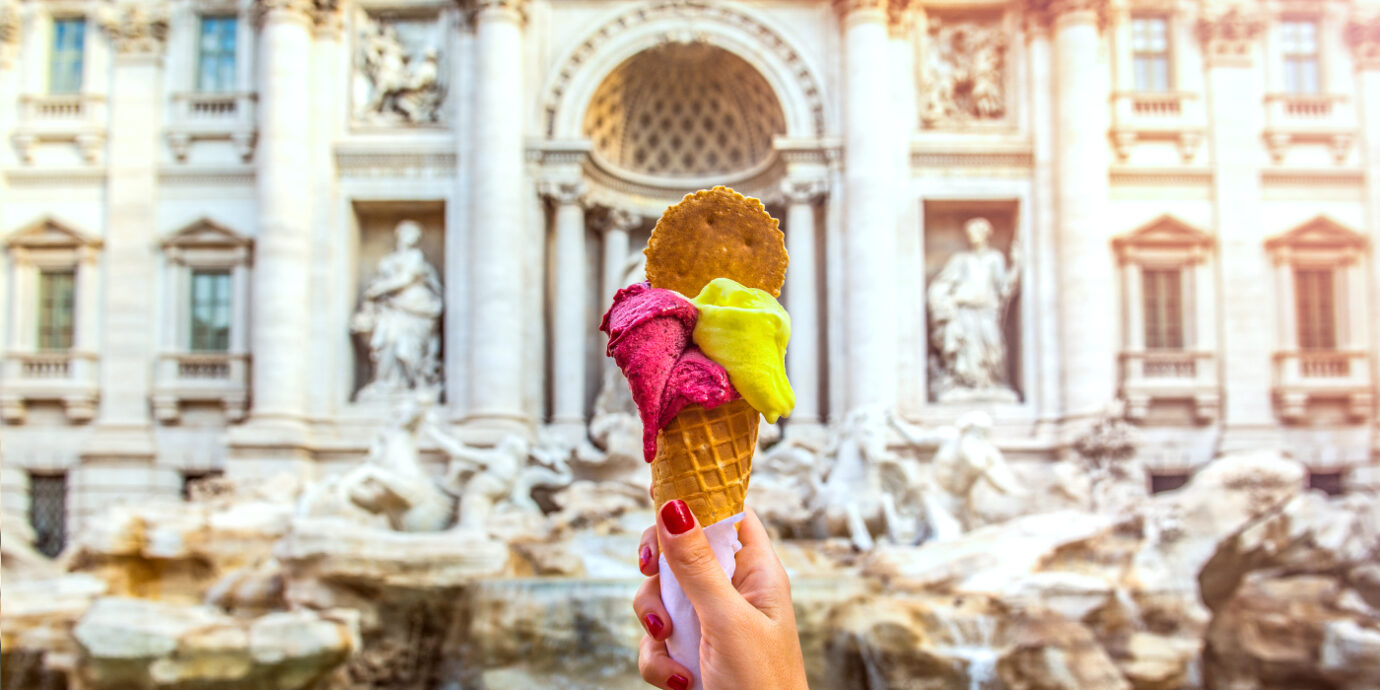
left=3, top=399, right=1378, bottom=689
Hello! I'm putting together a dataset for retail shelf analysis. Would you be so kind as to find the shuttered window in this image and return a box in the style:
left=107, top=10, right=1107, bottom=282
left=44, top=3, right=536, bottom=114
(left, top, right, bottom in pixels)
left=1295, top=268, right=1336, bottom=350
left=1142, top=268, right=1183, bottom=350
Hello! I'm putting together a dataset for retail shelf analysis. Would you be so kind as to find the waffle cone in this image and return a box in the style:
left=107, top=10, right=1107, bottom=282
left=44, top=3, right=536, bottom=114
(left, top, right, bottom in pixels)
left=650, top=398, right=759, bottom=526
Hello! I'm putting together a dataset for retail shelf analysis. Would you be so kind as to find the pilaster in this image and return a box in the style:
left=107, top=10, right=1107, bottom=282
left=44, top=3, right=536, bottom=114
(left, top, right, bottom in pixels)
left=1201, top=4, right=1273, bottom=450
left=1025, top=9, right=1063, bottom=429
left=1349, top=12, right=1380, bottom=451
left=83, top=2, right=169, bottom=462
left=781, top=177, right=827, bottom=425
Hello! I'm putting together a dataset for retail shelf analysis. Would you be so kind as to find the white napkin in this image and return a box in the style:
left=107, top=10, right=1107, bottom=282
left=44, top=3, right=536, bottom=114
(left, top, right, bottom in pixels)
left=657, top=512, right=745, bottom=690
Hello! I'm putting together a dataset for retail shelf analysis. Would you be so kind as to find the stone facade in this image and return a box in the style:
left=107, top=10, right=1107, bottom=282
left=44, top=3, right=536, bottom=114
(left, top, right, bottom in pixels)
left=2, top=0, right=1378, bottom=542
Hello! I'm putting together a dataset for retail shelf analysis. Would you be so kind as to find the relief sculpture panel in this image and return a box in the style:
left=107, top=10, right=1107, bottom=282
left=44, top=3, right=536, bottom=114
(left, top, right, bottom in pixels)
left=353, top=10, right=445, bottom=125
left=921, top=18, right=1008, bottom=127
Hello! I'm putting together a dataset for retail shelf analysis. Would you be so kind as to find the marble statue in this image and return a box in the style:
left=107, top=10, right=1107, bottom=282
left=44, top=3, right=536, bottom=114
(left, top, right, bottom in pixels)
left=812, top=406, right=918, bottom=551
left=429, top=428, right=576, bottom=533
left=752, top=431, right=824, bottom=537
left=296, top=396, right=456, bottom=532
left=926, top=217, right=1021, bottom=402
left=890, top=410, right=1022, bottom=539
left=351, top=220, right=443, bottom=401
left=356, top=15, right=443, bottom=124
left=922, top=21, right=1007, bottom=126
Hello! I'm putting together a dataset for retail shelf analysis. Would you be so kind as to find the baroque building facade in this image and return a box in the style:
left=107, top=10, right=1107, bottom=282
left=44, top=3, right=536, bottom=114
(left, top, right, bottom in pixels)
left=1, top=0, right=1378, bottom=550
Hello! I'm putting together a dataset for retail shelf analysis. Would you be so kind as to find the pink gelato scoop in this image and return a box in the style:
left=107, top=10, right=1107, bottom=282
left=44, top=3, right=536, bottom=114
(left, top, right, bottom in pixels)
left=600, top=282, right=739, bottom=462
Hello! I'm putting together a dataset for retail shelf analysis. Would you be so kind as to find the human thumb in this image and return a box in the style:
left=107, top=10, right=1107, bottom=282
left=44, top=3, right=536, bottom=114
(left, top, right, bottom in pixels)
left=657, top=499, right=746, bottom=620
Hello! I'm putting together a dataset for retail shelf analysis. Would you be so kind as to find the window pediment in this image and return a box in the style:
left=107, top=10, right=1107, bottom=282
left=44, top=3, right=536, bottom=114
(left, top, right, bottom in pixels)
left=1266, top=216, right=1367, bottom=255
left=5, top=216, right=102, bottom=250
left=1114, top=215, right=1213, bottom=262
left=161, top=217, right=251, bottom=250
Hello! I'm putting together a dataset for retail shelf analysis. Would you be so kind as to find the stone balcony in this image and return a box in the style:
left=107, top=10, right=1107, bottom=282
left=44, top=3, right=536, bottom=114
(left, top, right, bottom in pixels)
left=11, top=94, right=108, bottom=164
left=151, top=352, right=250, bottom=423
left=1273, top=350, right=1373, bottom=422
left=0, top=351, right=99, bottom=423
left=165, top=92, right=258, bottom=162
left=1262, top=94, right=1356, bottom=163
left=1109, top=92, right=1206, bottom=163
left=1119, top=350, right=1219, bottom=423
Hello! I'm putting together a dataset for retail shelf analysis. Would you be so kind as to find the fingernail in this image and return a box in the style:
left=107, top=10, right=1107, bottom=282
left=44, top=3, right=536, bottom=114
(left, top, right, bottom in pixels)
left=639, top=545, right=653, bottom=573
left=668, top=673, right=689, bottom=690
left=643, top=612, right=664, bottom=638
left=661, top=499, right=694, bottom=535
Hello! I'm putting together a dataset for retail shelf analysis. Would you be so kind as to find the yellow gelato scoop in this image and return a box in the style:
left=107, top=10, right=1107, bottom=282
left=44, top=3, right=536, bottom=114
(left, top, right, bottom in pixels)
left=689, top=277, right=794, bottom=423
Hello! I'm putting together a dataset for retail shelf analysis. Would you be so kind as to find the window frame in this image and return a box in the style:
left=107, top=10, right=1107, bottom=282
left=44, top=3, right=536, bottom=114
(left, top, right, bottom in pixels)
left=188, top=268, right=233, bottom=352
left=48, top=16, right=86, bottom=95
left=196, top=15, right=239, bottom=94
left=1140, top=265, right=1185, bottom=351
left=28, top=471, right=68, bottom=558
left=1279, top=17, right=1322, bottom=95
left=36, top=269, right=77, bottom=351
left=1292, top=265, right=1338, bottom=351
left=1129, top=14, right=1173, bottom=93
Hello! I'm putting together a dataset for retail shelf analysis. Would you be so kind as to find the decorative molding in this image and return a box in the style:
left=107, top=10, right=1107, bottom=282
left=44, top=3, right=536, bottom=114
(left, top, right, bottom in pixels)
left=5, top=167, right=109, bottom=187
left=5, top=216, right=103, bottom=249
left=1347, top=13, right=1380, bottom=71
left=1197, top=5, right=1264, bottom=68
left=335, top=147, right=458, bottom=177
left=253, top=0, right=318, bottom=27
left=1023, top=0, right=1107, bottom=28
left=1261, top=168, right=1365, bottom=188
left=1113, top=214, right=1215, bottom=259
left=541, top=0, right=827, bottom=138
left=158, top=167, right=256, bottom=186
left=0, top=0, right=19, bottom=68
left=1265, top=215, right=1368, bottom=254
left=1109, top=166, right=1213, bottom=187
left=910, top=148, right=1034, bottom=170
left=160, top=217, right=253, bottom=251
left=460, top=0, right=529, bottom=26
left=99, top=2, right=170, bottom=56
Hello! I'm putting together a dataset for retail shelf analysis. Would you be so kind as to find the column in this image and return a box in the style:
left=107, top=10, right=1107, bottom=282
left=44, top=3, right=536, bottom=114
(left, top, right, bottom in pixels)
left=247, top=0, right=314, bottom=432
left=835, top=0, right=899, bottom=411
left=85, top=5, right=167, bottom=459
left=1348, top=14, right=1380, bottom=468
left=0, top=2, right=18, bottom=233
left=542, top=178, right=588, bottom=431
left=600, top=209, right=636, bottom=306
left=781, top=178, right=825, bottom=425
left=1201, top=7, right=1272, bottom=450
left=1027, top=11, right=1063, bottom=427
left=1050, top=0, right=1116, bottom=422
left=308, top=6, right=342, bottom=418
left=468, top=0, right=529, bottom=427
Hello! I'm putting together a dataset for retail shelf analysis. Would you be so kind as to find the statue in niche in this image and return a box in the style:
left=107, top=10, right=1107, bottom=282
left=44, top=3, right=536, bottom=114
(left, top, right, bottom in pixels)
left=351, top=220, right=443, bottom=401
left=926, top=217, right=1021, bottom=403
left=356, top=13, right=443, bottom=124
left=922, top=20, right=1007, bottom=126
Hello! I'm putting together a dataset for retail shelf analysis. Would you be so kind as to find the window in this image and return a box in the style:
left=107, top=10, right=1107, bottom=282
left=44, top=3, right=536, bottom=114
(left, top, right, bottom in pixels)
left=1142, top=268, right=1183, bottom=350
left=1294, top=268, right=1336, bottom=350
left=1280, top=20, right=1320, bottom=94
left=197, top=17, right=238, bottom=93
left=37, top=270, right=75, bottom=350
left=49, top=18, right=85, bottom=94
left=29, top=473, right=67, bottom=558
left=190, top=269, right=232, bottom=352
left=1131, top=16, right=1171, bottom=92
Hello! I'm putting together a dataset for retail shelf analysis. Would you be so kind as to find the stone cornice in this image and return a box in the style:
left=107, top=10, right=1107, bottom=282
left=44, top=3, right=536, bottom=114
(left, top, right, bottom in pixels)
left=1348, top=14, right=1380, bottom=71
left=1023, top=0, right=1108, bottom=30
left=780, top=178, right=828, bottom=205
left=539, top=179, right=588, bottom=207
left=834, top=0, right=912, bottom=33
left=253, top=0, right=315, bottom=28
left=312, top=0, right=344, bottom=38
left=99, top=2, right=170, bottom=56
left=1198, top=5, right=1265, bottom=68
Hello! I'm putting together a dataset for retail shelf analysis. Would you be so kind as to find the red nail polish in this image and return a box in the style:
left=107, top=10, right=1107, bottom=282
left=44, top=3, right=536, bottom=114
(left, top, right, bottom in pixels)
left=643, top=612, right=664, bottom=638
left=639, top=545, right=653, bottom=573
left=668, top=673, right=689, bottom=690
left=661, top=499, right=694, bottom=535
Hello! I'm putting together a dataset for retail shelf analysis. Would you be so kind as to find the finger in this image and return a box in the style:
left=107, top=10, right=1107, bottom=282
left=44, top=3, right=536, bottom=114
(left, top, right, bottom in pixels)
left=732, top=508, right=793, bottom=617
left=639, top=525, right=659, bottom=576
left=657, top=499, right=747, bottom=621
left=638, top=634, right=693, bottom=690
left=632, top=574, right=672, bottom=641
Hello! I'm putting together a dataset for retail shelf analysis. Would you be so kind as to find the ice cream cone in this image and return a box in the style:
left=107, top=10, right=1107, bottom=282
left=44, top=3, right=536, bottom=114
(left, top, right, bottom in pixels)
left=649, top=398, right=759, bottom=525
left=643, top=187, right=785, bottom=523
